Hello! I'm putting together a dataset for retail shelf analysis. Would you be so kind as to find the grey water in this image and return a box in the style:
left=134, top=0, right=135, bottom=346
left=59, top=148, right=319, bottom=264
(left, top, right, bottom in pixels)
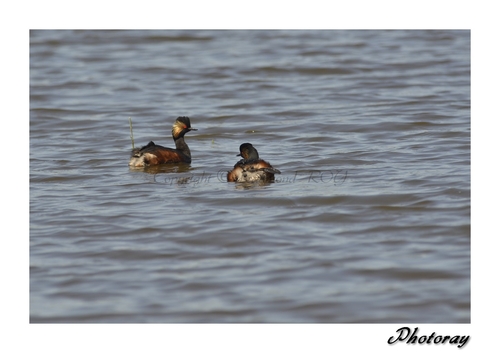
left=30, top=30, right=470, bottom=323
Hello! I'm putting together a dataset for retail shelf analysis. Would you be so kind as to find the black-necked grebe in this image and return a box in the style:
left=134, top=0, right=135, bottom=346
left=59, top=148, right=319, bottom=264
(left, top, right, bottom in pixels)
left=129, top=116, right=196, bottom=167
left=227, top=143, right=281, bottom=182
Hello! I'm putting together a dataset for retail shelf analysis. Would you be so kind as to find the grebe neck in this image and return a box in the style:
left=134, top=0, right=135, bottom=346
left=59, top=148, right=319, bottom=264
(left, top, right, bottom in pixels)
left=174, top=136, right=191, bottom=158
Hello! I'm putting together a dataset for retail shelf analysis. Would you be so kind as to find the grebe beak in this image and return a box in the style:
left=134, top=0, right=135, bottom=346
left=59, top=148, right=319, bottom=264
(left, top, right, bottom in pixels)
left=236, top=153, right=241, bottom=157
left=189, top=127, right=198, bottom=131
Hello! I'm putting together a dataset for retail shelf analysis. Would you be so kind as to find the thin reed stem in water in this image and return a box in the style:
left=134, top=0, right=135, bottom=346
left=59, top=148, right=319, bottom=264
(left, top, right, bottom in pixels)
left=129, top=117, right=135, bottom=150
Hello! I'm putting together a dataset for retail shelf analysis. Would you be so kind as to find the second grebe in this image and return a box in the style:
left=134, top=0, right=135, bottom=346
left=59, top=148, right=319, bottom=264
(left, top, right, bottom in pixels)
left=129, top=116, right=196, bottom=167
left=227, top=143, right=281, bottom=182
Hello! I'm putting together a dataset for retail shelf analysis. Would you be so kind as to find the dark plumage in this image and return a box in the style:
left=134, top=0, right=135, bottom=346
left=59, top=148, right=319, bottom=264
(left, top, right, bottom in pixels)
left=129, top=116, right=196, bottom=167
left=227, top=143, right=281, bottom=182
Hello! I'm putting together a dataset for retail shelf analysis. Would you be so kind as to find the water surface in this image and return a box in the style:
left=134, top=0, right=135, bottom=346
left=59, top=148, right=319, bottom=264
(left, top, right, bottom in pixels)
left=30, top=30, right=470, bottom=323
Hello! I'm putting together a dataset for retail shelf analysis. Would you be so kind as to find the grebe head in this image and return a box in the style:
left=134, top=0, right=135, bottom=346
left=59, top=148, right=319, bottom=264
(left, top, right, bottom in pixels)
left=237, top=143, right=259, bottom=160
left=172, top=116, right=197, bottom=140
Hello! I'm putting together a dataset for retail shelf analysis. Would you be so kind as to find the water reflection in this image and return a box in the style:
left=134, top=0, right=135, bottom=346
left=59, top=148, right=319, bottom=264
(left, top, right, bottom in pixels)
left=129, top=163, right=193, bottom=174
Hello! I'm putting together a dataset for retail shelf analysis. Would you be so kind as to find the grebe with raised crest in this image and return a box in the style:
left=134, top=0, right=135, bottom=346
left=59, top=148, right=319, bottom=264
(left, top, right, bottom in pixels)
left=129, top=116, right=196, bottom=167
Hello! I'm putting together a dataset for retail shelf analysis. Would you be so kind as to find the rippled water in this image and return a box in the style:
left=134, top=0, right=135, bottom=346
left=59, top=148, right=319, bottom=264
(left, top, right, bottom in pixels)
left=30, top=30, right=470, bottom=323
